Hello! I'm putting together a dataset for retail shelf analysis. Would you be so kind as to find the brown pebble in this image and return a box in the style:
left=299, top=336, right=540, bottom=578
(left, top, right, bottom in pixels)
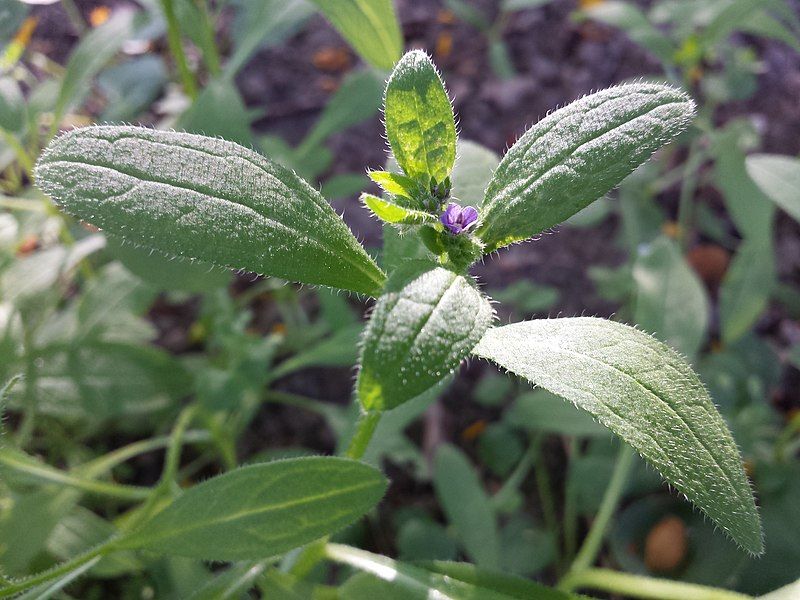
left=644, top=515, right=688, bottom=573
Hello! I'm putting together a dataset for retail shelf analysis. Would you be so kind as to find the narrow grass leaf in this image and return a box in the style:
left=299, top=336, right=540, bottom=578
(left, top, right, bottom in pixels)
left=309, top=0, right=402, bottom=70
left=473, top=317, right=762, bottom=554
left=35, top=126, right=385, bottom=295
left=357, top=262, right=493, bottom=411
left=477, top=83, right=695, bottom=251
left=118, top=457, right=386, bottom=561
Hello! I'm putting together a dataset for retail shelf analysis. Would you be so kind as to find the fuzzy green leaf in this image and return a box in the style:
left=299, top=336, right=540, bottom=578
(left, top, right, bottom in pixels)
left=309, top=0, right=402, bottom=70
left=368, top=170, right=419, bottom=199
left=361, top=193, right=434, bottom=224
left=34, top=126, right=385, bottom=295
left=477, top=83, right=695, bottom=251
left=358, top=263, right=493, bottom=411
left=473, top=317, right=762, bottom=554
left=384, top=50, right=457, bottom=185
left=118, top=457, right=386, bottom=561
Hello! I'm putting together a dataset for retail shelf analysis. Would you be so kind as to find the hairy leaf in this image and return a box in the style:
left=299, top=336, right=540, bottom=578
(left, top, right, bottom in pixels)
left=309, top=0, right=402, bottom=70
left=384, top=50, right=457, bottom=185
left=35, top=126, right=385, bottom=295
left=358, top=263, right=493, bottom=411
left=361, top=193, right=434, bottom=224
left=477, top=83, right=695, bottom=251
left=118, top=457, right=386, bottom=560
left=473, top=317, right=762, bottom=554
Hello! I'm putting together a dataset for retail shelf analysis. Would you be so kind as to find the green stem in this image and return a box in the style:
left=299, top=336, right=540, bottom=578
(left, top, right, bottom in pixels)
left=16, top=322, right=38, bottom=448
left=345, top=411, right=382, bottom=460
left=676, top=138, right=704, bottom=251
left=0, top=450, right=151, bottom=501
left=562, top=437, right=580, bottom=563
left=0, top=539, right=116, bottom=598
left=0, top=130, right=35, bottom=178
left=159, top=0, right=198, bottom=99
left=533, top=437, right=561, bottom=564
left=564, top=444, right=635, bottom=579
left=159, top=404, right=198, bottom=489
left=491, top=435, right=538, bottom=510
left=561, top=568, right=751, bottom=600
left=194, top=0, right=221, bottom=76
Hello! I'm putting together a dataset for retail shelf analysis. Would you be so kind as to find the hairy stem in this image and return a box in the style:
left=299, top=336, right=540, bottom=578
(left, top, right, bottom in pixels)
left=345, top=410, right=382, bottom=460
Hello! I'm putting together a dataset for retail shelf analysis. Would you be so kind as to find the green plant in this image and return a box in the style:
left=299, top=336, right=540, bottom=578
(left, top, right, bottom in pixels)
left=11, top=47, right=776, bottom=598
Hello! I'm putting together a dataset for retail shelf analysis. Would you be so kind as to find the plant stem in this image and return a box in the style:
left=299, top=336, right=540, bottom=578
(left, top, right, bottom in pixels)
left=194, top=0, right=221, bottom=76
left=0, top=539, right=115, bottom=598
left=563, top=444, right=635, bottom=579
left=0, top=450, right=151, bottom=501
left=560, top=568, right=751, bottom=600
left=533, top=437, right=560, bottom=561
left=676, top=138, right=704, bottom=251
left=159, top=0, right=198, bottom=99
left=562, top=437, right=580, bottom=563
left=345, top=411, right=382, bottom=460
left=491, top=435, right=538, bottom=510
left=159, top=404, right=198, bottom=489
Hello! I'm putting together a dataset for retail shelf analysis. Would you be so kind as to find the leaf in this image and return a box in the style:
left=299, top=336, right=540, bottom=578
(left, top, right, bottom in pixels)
left=6, top=341, right=190, bottom=420
left=226, top=0, right=313, bottom=77
left=368, top=170, right=419, bottom=199
left=35, top=126, right=386, bottom=296
left=433, top=444, right=500, bottom=568
left=451, top=140, right=500, bottom=207
left=336, top=547, right=579, bottom=600
left=297, top=70, right=383, bottom=155
left=746, top=154, right=800, bottom=224
left=384, top=50, right=457, bottom=185
left=357, top=263, right=493, bottom=411
left=118, top=457, right=386, bottom=561
left=473, top=317, right=763, bottom=554
left=719, top=238, right=775, bottom=344
left=177, top=78, right=255, bottom=147
left=361, top=193, right=434, bottom=224
left=309, top=0, right=402, bottom=70
left=713, top=125, right=775, bottom=239
left=107, top=238, right=231, bottom=294
left=97, top=56, right=168, bottom=123
left=272, top=323, right=362, bottom=378
left=54, top=10, right=134, bottom=126
left=505, top=390, right=609, bottom=437
left=584, top=1, right=675, bottom=62
left=477, top=83, right=695, bottom=252
left=632, top=236, right=709, bottom=358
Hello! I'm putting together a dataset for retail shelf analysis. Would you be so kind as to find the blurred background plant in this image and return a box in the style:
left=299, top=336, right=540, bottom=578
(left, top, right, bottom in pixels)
left=0, top=0, right=798, bottom=597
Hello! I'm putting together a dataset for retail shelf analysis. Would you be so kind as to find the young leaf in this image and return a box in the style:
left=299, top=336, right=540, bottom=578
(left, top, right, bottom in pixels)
left=632, top=236, right=709, bottom=359
left=384, top=50, right=457, bottom=185
left=357, top=263, right=493, bottom=411
left=34, top=126, right=385, bottom=296
left=361, top=193, right=434, bottom=224
left=477, top=83, right=695, bottom=252
left=368, top=170, right=419, bottom=199
left=473, top=317, right=763, bottom=554
left=118, top=457, right=386, bottom=561
left=433, top=444, right=500, bottom=568
left=719, top=238, right=775, bottom=344
left=745, top=154, right=800, bottom=224
left=309, top=0, right=402, bottom=70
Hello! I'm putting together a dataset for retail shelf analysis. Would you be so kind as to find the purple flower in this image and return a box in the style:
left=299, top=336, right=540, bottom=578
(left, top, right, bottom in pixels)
left=440, top=202, right=478, bottom=235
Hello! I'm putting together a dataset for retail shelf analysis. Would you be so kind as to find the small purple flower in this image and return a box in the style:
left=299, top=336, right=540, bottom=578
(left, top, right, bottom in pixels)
left=440, top=202, right=478, bottom=235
